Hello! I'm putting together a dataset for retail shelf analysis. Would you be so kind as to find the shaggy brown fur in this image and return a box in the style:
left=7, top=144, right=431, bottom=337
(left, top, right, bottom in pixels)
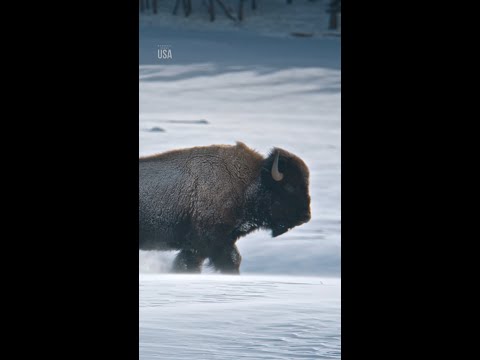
left=139, top=142, right=311, bottom=274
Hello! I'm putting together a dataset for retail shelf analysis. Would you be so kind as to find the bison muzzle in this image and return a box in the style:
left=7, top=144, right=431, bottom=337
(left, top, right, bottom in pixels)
left=139, top=142, right=311, bottom=274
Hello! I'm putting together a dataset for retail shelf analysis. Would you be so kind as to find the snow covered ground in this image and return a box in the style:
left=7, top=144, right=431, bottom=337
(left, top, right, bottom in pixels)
left=140, top=274, right=341, bottom=360
left=139, top=3, right=340, bottom=358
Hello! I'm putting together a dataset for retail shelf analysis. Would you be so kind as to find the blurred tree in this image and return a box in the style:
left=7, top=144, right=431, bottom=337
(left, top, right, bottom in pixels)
left=208, top=0, right=215, bottom=21
left=172, top=0, right=192, bottom=16
left=172, top=0, right=235, bottom=21
left=327, top=0, right=341, bottom=30
left=238, top=0, right=245, bottom=20
left=239, top=0, right=258, bottom=21
left=216, top=0, right=236, bottom=21
left=184, top=0, right=192, bottom=16
left=144, top=0, right=333, bottom=26
left=172, top=0, right=180, bottom=14
left=139, top=0, right=156, bottom=13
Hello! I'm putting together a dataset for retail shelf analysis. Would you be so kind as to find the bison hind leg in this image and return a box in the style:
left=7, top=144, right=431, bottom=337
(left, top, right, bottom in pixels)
left=207, top=245, right=242, bottom=275
left=172, top=249, right=205, bottom=273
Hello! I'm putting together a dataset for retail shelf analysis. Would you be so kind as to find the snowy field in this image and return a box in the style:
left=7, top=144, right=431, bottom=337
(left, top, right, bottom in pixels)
left=140, top=275, right=341, bottom=360
left=140, top=2, right=340, bottom=358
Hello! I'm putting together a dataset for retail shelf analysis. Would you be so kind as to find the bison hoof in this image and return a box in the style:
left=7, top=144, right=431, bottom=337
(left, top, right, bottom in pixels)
left=171, top=250, right=204, bottom=273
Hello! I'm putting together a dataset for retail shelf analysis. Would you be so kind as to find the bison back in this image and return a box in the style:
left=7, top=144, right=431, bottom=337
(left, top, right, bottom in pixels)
left=139, top=143, right=263, bottom=251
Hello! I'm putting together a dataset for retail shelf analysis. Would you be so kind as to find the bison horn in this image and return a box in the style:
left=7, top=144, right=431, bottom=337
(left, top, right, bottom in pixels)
left=272, top=151, right=284, bottom=181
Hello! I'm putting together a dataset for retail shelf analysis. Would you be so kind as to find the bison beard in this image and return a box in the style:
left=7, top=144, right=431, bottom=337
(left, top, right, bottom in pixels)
left=139, top=142, right=311, bottom=274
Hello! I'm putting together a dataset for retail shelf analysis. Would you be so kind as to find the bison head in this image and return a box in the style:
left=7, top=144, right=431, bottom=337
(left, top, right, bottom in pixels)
left=262, top=148, right=311, bottom=237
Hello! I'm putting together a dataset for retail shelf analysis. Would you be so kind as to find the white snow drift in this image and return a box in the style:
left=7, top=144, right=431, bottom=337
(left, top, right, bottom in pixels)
left=140, top=274, right=341, bottom=360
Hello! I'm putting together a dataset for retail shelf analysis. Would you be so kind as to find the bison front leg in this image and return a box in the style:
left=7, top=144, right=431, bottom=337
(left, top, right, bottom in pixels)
left=172, top=249, right=204, bottom=273
left=209, top=245, right=242, bottom=274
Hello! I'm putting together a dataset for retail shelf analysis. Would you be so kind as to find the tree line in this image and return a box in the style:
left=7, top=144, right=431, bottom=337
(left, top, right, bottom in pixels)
left=139, top=0, right=341, bottom=29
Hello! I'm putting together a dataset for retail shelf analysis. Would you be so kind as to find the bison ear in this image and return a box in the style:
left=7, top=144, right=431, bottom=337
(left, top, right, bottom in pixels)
left=271, top=151, right=284, bottom=181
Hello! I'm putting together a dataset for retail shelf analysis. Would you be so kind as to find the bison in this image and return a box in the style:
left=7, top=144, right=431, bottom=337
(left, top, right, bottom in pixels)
left=139, top=142, right=311, bottom=274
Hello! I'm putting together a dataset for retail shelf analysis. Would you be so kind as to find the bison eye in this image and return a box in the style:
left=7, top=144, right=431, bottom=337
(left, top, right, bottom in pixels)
left=284, top=184, right=295, bottom=193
